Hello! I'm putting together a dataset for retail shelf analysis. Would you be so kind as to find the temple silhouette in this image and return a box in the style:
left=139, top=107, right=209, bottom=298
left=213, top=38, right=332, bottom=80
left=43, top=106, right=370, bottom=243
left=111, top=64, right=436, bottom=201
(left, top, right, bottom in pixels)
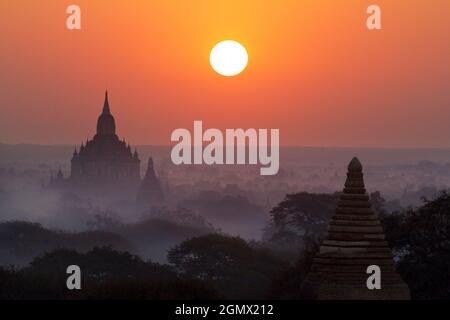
left=50, top=92, right=163, bottom=207
left=71, top=91, right=141, bottom=186
left=137, top=157, right=164, bottom=205
left=302, top=157, right=410, bottom=299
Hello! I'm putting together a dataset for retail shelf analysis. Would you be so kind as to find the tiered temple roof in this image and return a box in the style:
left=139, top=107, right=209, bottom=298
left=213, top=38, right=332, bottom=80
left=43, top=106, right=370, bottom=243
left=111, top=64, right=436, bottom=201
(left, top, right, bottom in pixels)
left=302, top=157, right=410, bottom=300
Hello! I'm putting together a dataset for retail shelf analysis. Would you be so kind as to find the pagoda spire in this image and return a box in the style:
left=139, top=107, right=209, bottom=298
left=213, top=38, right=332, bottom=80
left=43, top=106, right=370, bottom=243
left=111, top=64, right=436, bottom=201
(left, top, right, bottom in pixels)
left=96, top=91, right=116, bottom=135
left=145, top=157, right=155, bottom=178
left=103, top=90, right=111, bottom=114
left=137, top=156, right=164, bottom=206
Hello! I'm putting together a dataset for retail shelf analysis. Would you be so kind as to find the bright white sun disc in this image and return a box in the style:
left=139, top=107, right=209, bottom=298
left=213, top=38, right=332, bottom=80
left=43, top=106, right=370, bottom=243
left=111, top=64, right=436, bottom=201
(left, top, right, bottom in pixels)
left=210, top=40, right=248, bottom=77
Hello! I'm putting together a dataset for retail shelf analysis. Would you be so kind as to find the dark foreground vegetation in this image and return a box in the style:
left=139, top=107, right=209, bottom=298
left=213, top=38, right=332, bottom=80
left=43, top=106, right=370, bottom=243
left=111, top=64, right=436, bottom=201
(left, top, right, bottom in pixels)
left=1, top=191, right=449, bottom=300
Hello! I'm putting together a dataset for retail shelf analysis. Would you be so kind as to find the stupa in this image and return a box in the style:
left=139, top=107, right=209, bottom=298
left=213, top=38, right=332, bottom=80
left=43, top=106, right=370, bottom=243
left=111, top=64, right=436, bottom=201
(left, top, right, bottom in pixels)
left=302, top=157, right=410, bottom=300
left=137, top=157, right=165, bottom=206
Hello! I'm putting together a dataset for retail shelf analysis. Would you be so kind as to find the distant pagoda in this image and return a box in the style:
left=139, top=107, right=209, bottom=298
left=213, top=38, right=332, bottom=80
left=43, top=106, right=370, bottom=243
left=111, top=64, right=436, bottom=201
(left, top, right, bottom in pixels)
left=70, top=91, right=141, bottom=188
left=302, top=157, right=410, bottom=300
left=137, top=157, right=165, bottom=206
left=50, top=91, right=164, bottom=204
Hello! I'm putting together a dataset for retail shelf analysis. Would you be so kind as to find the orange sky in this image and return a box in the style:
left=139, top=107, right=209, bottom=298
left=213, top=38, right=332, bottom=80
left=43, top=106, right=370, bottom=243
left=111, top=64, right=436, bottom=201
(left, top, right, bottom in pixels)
left=0, top=0, right=449, bottom=147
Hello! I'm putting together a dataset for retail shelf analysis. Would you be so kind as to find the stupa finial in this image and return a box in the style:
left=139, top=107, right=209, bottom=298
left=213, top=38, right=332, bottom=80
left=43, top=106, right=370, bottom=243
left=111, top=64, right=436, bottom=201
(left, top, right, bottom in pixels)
left=348, top=157, right=362, bottom=172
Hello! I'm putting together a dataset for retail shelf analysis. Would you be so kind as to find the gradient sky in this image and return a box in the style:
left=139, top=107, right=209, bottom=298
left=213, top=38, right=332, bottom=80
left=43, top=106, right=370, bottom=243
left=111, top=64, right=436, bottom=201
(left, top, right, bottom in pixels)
left=0, top=0, right=449, bottom=147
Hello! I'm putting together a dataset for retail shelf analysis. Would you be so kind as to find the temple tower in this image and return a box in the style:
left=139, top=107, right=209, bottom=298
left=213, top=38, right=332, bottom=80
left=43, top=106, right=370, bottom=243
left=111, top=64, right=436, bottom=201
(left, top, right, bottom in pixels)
left=302, top=157, right=410, bottom=300
left=137, top=157, right=164, bottom=206
left=69, top=91, right=140, bottom=187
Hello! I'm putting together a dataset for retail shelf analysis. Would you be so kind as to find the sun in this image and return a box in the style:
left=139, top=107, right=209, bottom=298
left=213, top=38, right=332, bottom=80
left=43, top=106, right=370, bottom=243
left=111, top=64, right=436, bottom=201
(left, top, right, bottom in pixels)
left=210, top=40, right=248, bottom=77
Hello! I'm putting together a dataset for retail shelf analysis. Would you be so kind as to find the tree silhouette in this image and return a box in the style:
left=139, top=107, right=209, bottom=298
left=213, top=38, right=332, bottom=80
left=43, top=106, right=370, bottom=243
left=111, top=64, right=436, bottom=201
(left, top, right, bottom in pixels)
left=168, top=233, right=286, bottom=299
left=0, top=247, right=218, bottom=300
left=383, top=191, right=450, bottom=299
left=270, top=192, right=338, bottom=238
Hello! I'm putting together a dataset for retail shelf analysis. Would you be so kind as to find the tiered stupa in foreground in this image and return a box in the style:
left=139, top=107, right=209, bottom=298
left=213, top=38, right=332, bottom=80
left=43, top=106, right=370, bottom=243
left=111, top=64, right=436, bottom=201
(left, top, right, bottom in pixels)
left=302, top=157, right=410, bottom=300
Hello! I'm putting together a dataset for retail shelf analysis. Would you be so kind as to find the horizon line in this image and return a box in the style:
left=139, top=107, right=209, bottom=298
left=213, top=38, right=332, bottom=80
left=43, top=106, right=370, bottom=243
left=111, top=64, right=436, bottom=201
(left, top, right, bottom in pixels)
left=3, top=142, right=450, bottom=151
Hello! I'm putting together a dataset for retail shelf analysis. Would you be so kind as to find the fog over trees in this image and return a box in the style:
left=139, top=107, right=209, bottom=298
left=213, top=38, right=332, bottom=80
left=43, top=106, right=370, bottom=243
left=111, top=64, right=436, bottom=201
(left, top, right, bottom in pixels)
left=1, top=145, right=450, bottom=299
